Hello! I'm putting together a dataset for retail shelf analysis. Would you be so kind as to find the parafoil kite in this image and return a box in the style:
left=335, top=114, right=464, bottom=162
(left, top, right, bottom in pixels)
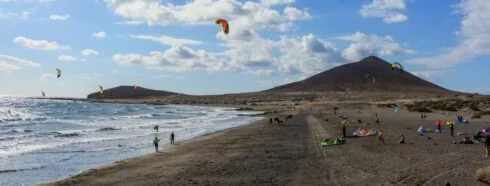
left=364, top=74, right=376, bottom=84
left=99, top=85, right=104, bottom=95
left=391, top=104, right=399, bottom=112
left=392, top=62, right=404, bottom=73
left=215, top=18, right=229, bottom=35
left=56, top=68, right=61, bottom=78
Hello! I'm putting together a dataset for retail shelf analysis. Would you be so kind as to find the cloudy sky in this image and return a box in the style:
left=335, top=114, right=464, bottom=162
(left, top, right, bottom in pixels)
left=0, top=0, right=489, bottom=97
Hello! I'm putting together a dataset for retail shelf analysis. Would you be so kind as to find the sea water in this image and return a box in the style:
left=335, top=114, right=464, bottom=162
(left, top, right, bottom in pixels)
left=0, top=97, right=262, bottom=185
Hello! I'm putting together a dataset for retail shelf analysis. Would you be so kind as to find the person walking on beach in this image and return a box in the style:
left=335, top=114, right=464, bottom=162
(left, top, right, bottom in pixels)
left=153, top=136, right=160, bottom=152
left=375, top=117, right=380, bottom=125
left=170, top=132, right=175, bottom=145
left=378, top=130, right=385, bottom=145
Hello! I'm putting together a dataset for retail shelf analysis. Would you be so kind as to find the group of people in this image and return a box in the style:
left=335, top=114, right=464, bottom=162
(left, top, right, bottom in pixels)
left=152, top=125, right=176, bottom=152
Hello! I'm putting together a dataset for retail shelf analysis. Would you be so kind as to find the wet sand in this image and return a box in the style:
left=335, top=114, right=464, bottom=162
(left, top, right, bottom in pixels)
left=43, top=105, right=490, bottom=186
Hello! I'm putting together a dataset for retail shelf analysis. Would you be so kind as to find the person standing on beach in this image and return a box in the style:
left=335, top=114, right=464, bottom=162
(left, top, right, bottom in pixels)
left=170, top=132, right=175, bottom=144
left=378, top=130, right=385, bottom=145
left=375, top=117, right=380, bottom=125
left=485, top=135, right=490, bottom=158
left=154, top=125, right=159, bottom=132
left=342, top=124, right=346, bottom=138
left=449, top=122, right=454, bottom=137
left=153, top=136, right=160, bottom=152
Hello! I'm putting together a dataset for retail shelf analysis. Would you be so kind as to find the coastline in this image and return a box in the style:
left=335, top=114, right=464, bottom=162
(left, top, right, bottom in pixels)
left=40, top=117, right=272, bottom=186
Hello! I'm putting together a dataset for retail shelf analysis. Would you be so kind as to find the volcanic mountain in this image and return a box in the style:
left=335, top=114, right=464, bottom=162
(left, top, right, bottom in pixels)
left=266, top=56, right=451, bottom=93
left=87, top=85, right=181, bottom=99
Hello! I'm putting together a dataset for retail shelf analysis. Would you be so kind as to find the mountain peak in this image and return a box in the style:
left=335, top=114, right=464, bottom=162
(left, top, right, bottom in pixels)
left=266, top=56, right=451, bottom=93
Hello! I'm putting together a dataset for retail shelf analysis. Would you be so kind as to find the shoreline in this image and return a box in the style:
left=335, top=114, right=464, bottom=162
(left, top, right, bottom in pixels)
left=40, top=117, right=271, bottom=186
left=39, top=104, right=490, bottom=185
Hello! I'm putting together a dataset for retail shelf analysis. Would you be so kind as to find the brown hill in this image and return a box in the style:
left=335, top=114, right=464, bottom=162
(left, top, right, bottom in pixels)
left=87, top=85, right=181, bottom=99
left=266, top=56, right=452, bottom=93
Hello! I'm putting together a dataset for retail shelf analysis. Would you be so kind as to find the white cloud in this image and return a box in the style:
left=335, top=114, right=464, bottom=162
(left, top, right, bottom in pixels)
left=360, top=0, right=408, bottom=24
left=129, top=35, right=203, bottom=46
left=57, top=55, right=85, bottom=62
left=407, top=0, right=490, bottom=69
left=260, top=0, right=295, bottom=6
left=81, top=49, right=99, bottom=56
left=13, top=36, right=69, bottom=50
left=338, top=32, right=415, bottom=61
left=113, top=45, right=226, bottom=72
left=49, top=14, right=70, bottom=20
left=92, top=31, right=106, bottom=38
left=0, top=55, right=40, bottom=72
left=277, top=34, right=344, bottom=76
left=115, top=20, right=144, bottom=25
left=104, top=0, right=310, bottom=32
left=0, top=11, right=31, bottom=20
left=284, top=7, right=311, bottom=21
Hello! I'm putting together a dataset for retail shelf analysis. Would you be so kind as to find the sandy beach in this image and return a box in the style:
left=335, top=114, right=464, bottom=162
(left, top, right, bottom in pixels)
left=41, top=102, right=490, bottom=186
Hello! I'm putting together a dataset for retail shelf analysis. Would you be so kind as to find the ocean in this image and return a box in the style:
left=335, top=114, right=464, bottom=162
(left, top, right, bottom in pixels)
left=0, top=97, right=262, bottom=185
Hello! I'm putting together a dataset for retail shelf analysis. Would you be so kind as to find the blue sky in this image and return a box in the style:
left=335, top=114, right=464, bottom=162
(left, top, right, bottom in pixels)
left=0, top=0, right=489, bottom=97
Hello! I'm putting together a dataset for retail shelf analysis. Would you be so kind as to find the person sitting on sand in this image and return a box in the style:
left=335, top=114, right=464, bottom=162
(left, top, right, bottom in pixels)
left=378, top=130, right=385, bottom=145
left=170, top=132, right=175, bottom=144
left=153, top=136, right=160, bottom=152
left=399, top=134, right=405, bottom=144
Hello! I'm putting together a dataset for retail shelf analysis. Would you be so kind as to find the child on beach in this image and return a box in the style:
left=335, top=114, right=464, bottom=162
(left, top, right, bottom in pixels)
left=153, top=136, right=160, bottom=152
left=378, top=130, right=385, bottom=145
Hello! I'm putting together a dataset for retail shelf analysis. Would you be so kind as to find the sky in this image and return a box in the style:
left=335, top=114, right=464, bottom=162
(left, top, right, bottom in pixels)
left=0, top=0, right=489, bottom=97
